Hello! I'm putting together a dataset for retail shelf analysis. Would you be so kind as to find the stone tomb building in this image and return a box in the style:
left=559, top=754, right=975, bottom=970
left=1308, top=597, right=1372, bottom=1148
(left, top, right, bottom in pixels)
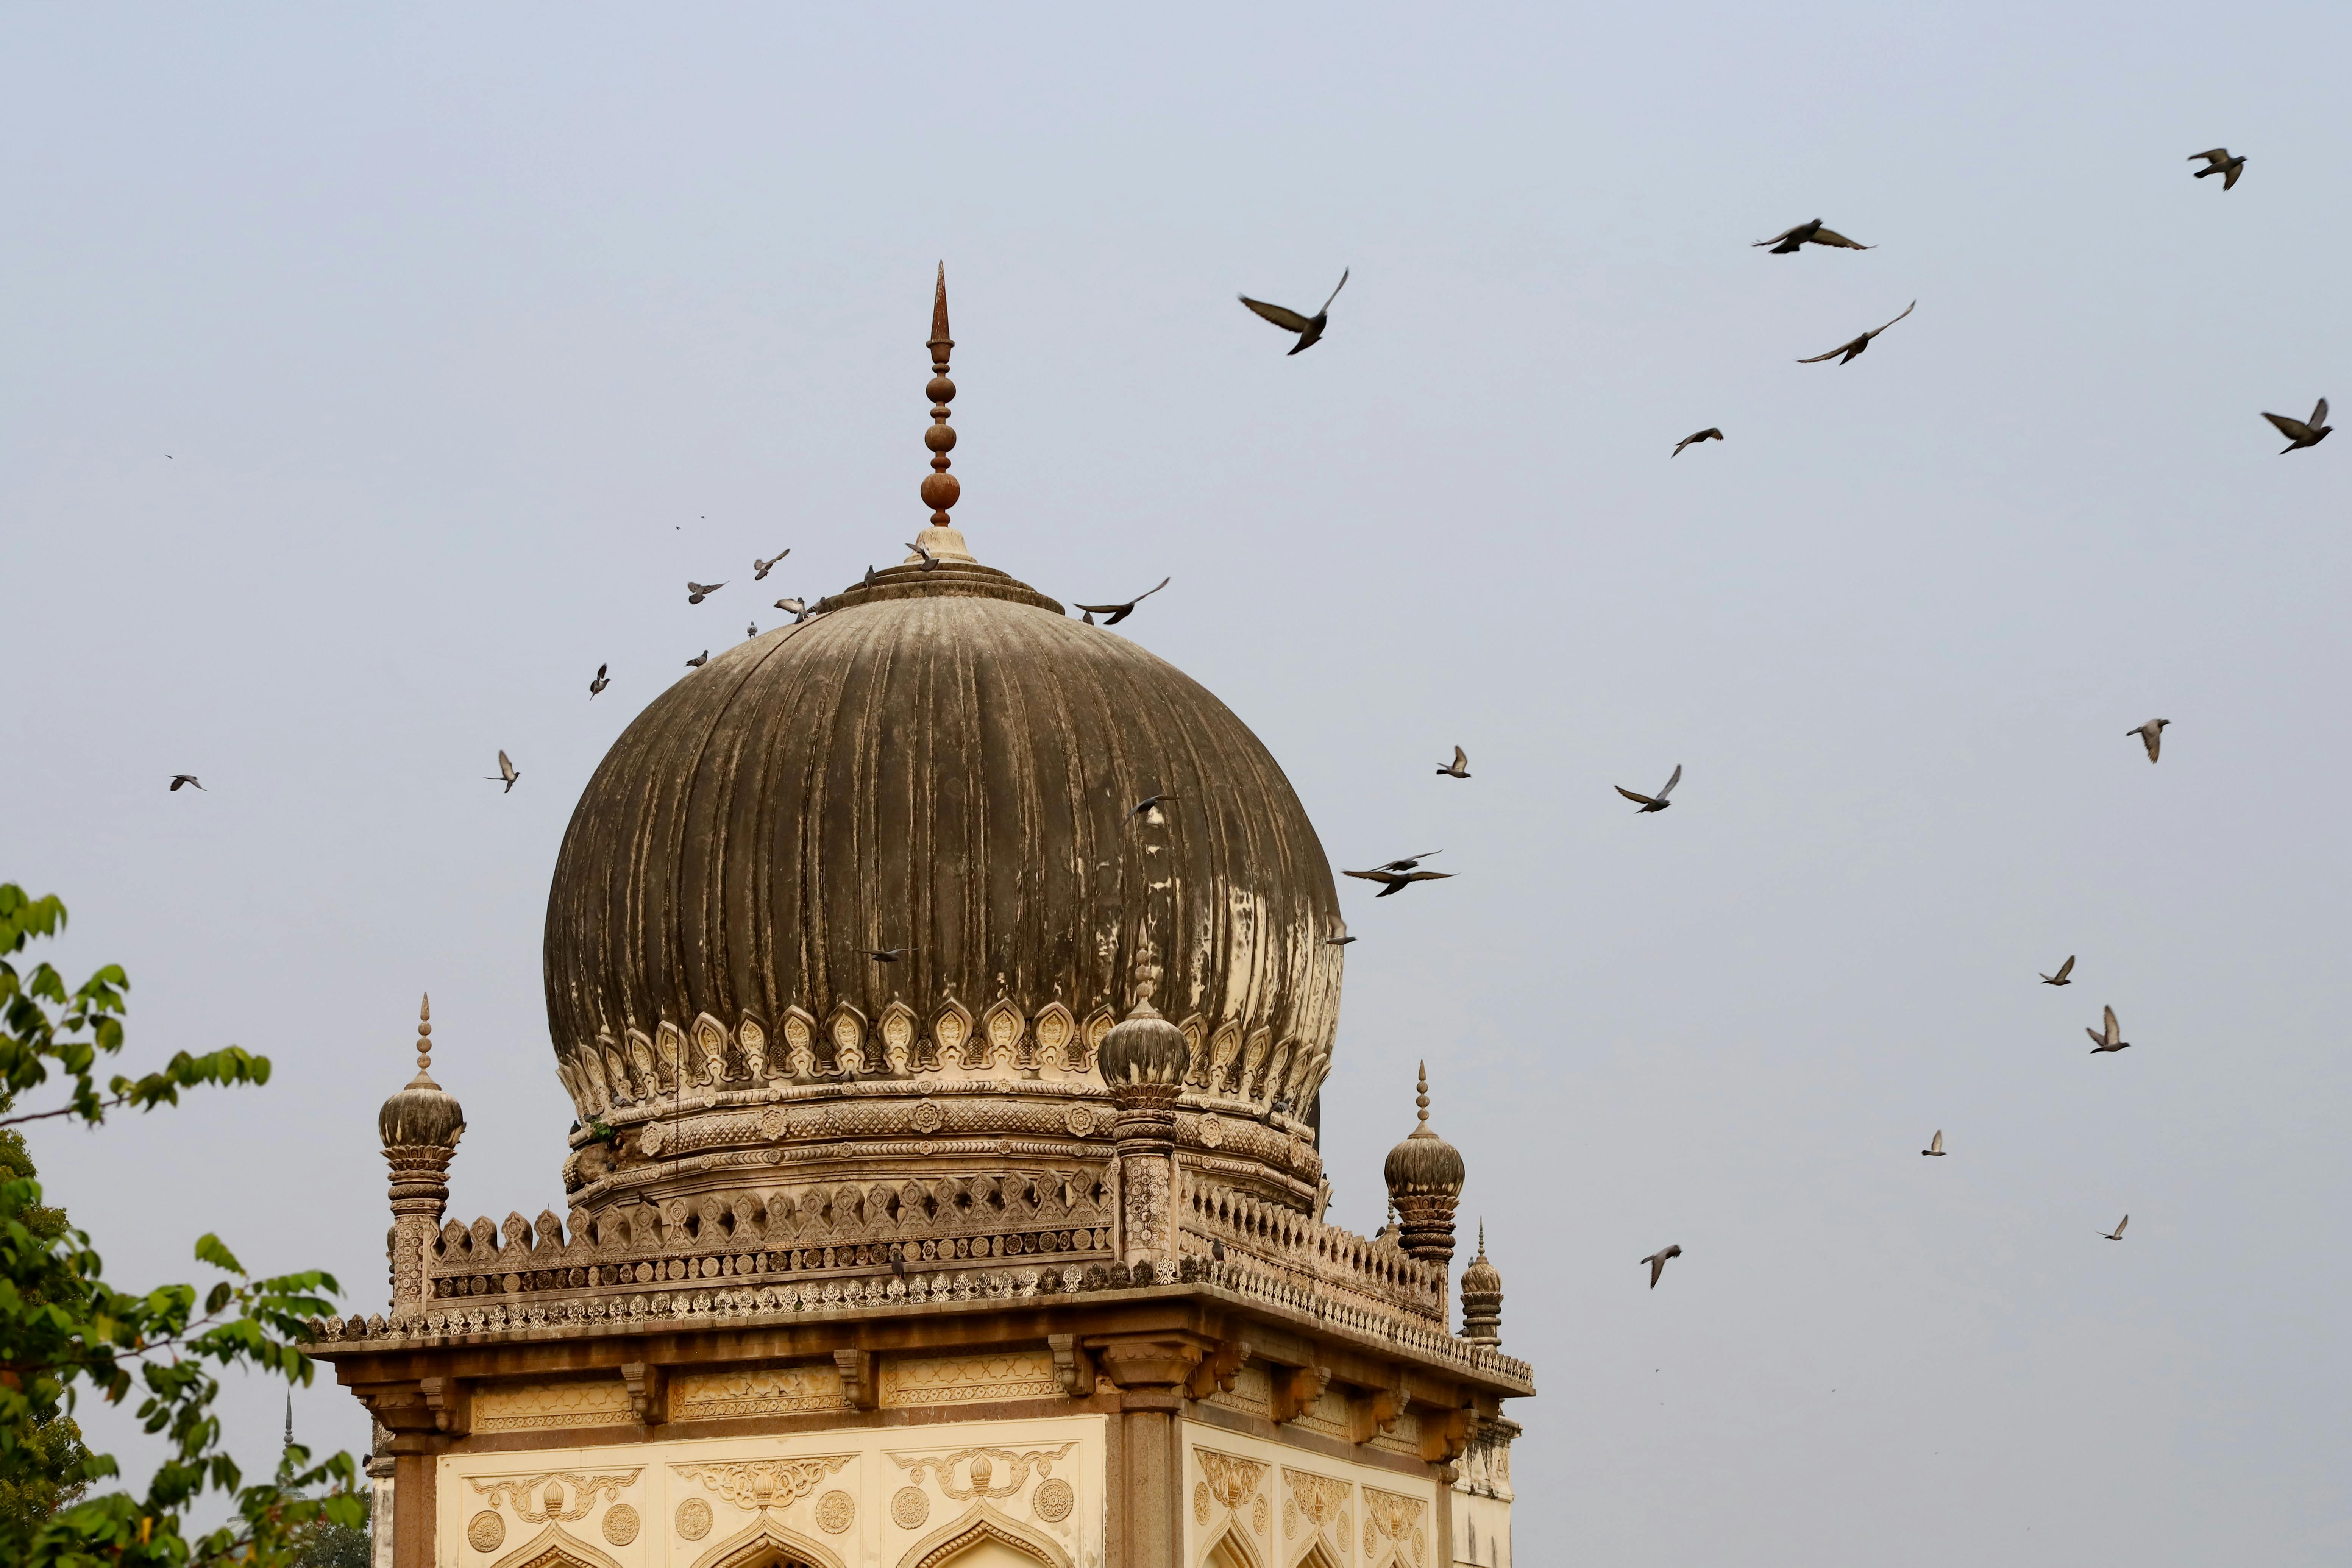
left=315, top=270, right=1531, bottom=1568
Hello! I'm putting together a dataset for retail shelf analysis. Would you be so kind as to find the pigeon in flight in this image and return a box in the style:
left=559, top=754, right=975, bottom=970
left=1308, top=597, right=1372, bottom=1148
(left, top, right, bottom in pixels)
left=1922, top=1130, right=1946, bottom=1157
left=774, top=597, right=810, bottom=623
left=2100, top=1214, right=2129, bottom=1241
left=1326, top=927, right=1358, bottom=947
left=589, top=663, right=609, bottom=698
left=2262, top=398, right=2331, bottom=452
left=1615, top=764, right=1681, bottom=813
left=168, top=774, right=204, bottom=792
left=1077, top=578, right=1170, bottom=627
left=2086, top=1005, right=2131, bottom=1055
left=1435, top=746, right=1471, bottom=779
left=2040, top=955, right=2075, bottom=986
left=487, top=751, right=518, bottom=793
left=1343, top=867, right=1455, bottom=897
left=1642, top=1244, right=1682, bottom=1289
left=2127, top=718, right=2169, bottom=763
left=1128, top=793, right=1177, bottom=822
left=1237, top=269, right=1349, bottom=355
left=1753, top=219, right=1874, bottom=254
left=865, top=947, right=917, bottom=963
left=752, top=550, right=790, bottom=580
left=2189, top=148, right=2246, bottom=189
left=685, top=651, right=709, bottom=668
left=904, top=540, right=940, bottom=571
left=1797, top=301, right=1915, bottom=365
left=1672, top=428, right=1724, bottom=457
left=687, top=580, right=726, bottom=604
left=1371, top=850, right=1441, bottom=873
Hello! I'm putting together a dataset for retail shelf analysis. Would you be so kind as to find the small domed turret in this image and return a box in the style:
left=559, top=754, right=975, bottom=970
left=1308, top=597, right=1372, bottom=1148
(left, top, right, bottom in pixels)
left=381, top=995, right=462, bottom=1320
left=1383, top=1062, right=1464, bottom=1265
left=1098, top=956, right=1188, bottom=1091
left=378, top=994, right=464, bottom=1150
left=1461, top=1221, right=1505, bottom=1345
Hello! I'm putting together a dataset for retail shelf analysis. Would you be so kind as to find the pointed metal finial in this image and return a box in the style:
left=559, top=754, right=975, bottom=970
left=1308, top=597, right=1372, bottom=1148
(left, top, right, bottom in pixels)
left=1415, top=1060, right=1430, bottom=1125
left=907, top=263, right=975, bottom=566
left=416, top=992, right=433, bottom=1072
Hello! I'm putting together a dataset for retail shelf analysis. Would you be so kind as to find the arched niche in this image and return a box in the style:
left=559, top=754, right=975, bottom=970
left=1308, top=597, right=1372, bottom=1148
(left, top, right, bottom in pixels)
left=1202, top=1526, right=1263, bottom=1568
left=897, top=1502, right=1072, bottom=1568
left=1288, top=1538, right=1344, bottom=1568
left=687, top=1515, right=848, bottom=1568
left=487, top=1523, right=624, bottom=1568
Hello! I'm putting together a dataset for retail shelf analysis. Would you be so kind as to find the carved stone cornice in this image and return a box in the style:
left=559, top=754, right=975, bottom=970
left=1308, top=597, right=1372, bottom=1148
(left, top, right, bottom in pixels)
left=671, top=1455, right=854, bottom=1513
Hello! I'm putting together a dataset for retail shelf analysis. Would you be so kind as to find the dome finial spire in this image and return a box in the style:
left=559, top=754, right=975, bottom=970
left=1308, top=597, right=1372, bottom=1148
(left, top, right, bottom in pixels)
left=415, top=992, right=433, bottom=1076
left=910, top=262, right=976, bottom=566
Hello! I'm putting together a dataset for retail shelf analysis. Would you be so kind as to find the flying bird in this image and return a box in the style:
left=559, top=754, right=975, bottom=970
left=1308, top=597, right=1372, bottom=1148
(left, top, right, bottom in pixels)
left=685, top=651, right=709, bottom=668
left=1752, top=219, right=1874, bottom=254
left=168, top=774, right=204, bottom=792
left=2262, top=398, right=2331, bottom=452
left=2127, top=718, right=2169, bottom=763
left=1436, top=746, right=1471, bottom=779
left=865, top=947, right=917, bottom=963
left=1371, top=850, right=1441, bottom=873
left=1326, top=928, right=1357, bottom=947
left=2086, top=1005, right=2131, bottom=1055
left=1672, top=428, right=1724, bottom=457
left=589, top=663, right=609, bottom=698
left=1642, top=1245, right=1682, bottom=1289
left=1922, top=1130, right=1946, bottom=1157
left=1237, top=269, right=1349, bottom=355
left=1797, top=300, right=1915, bottom=365
left=1343, top=867, right=1455, bottom=897
left=2040, top=955, right=2075, bottom=986
left=2188, top=148, right=2246, bottom=189
left=774, top=597, right=809, bottom=622
left=1128, top=793, right=1177, bottom=822
left=486, top=751, right=518, bottom=793
left=752, top=550, right=790, bottom=580
left=686, top=580, right=726, bottom=604
left=1077, top=577, right=1171, bottom=627
left=904, top=540, right=940, bottom=571
left=2100, top=1214, right=2129, bottom=1241
left=1615, top=764, right=1681, bottom=813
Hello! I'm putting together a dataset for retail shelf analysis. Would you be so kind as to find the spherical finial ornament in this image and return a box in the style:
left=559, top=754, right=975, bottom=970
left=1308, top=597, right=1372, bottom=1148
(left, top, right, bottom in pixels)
left=906, top=261, right=975, bottom=565
left=1384, top=1061, right=1465, bottom=1265
left=415, top=992, right=432, bottom=1070
left=379, top=991, right=465, bottom=1150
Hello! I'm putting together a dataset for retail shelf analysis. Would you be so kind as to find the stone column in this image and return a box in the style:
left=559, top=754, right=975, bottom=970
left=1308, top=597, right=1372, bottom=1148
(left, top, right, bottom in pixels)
left=1096, top=1340, right=1202, bottom=1568
left=1111, top=1082, right=1180, bottom=1276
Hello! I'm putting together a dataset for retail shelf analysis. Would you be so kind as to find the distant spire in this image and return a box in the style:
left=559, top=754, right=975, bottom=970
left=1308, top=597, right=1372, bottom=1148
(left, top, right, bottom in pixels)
left=1415, top=1059, right=1430, bottom=1126
left=282, top=1390, right=294, bottom=1464
left=908, top=263, right=975, bottom=565
left=414, top=992, right=434, bottom=1078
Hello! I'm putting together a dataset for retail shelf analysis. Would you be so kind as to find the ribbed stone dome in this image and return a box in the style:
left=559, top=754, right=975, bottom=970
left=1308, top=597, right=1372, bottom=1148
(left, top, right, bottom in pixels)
left=542, top=557, right=1345, bottom=1148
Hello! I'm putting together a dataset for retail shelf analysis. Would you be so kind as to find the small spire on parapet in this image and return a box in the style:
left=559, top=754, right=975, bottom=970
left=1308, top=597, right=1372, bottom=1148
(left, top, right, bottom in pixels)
left=415, top=992, right=434, bottom=1077
left=908, top=262, right=975, bottom=566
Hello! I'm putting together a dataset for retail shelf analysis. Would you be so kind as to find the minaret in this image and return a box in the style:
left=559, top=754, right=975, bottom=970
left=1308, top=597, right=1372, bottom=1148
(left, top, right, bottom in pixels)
left=1461, top=1220, right=1506, bottom=1345
left=908, top=262, right=975, bottom=565
left=1097, top=943, right=1188, bottom=1278
left=1383, top=1061, right=1466, bottom=1267
left=377, top=994, right=464, bottom=1320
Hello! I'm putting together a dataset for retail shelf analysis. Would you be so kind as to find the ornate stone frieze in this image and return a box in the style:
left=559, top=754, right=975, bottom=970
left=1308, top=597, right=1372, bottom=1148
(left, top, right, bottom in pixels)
left=887, top=1442, right=1074, bottom=1500
left=466, top=1469, right=641, bottom=1521
left=671, top=1455, right=855, bottom=1512
left=1196, top=1449, right=1268, bottom=1510
left=472, top=1381, right=635, bottom=1432
left=673, top=1365, right=843, bottom=1421
left=880, top=1352, right=1059, bottom=1409
left=1283, top=1469, right=1350, bottom=1538
left=1363, top=1486, right=1429, bottom=1566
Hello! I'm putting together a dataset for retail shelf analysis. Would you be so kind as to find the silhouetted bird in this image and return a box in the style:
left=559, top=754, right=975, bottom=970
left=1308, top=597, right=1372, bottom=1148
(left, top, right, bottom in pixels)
left=1326, top=928, right=1357, bottom=946
left=865, top=948, right=916, bottom=963
left=1371, top=851, right=1441, bottom=873
left=2040, top=955, right=2075, bottom=986
left=1798, top=301, right=1915, bottom=365
left=685, top=651, right=709, bottom=668
left=2189, top=148, right=2245, bottom=189
left=1753, top=219, right=1874, bottom=254
left=1642, top=1245, right=1682, bottom=1289
left=1922, top=1130, right=1946, bottom=1157
left=752, top=550, right=789, bottom=580
left=687, top=580, right=726, bottom=604
left=2128, top=718, right=2169, bottom=763
left=1615, top=764, right=1681, bottom=813
left=169, top=774, right=203, bottom=791
left=1237, top=270, right=1349, bottom=354
left=905, top=540, right=940, bottom=571
left=774, top=597, right=809, bottom=622
left=2086, top=1005, right=2131, bottom=1055
left=589, top=663, right=609, bottom=697
left=1343, top=867, right=1455, bottom=897
left=487, top=751, right=518, bottom=793
left=1673, top=428, right=1724, bottom=457
left=1077, top=578, right=1170, bottom=626
left=1436, top=746, right=1471, bottom=779
left=2101, top=1214, right=2129, bottom=1241
left=2263, top=398, right=2331, bottom=452
left=1128, top=793, right=1177, bottom=822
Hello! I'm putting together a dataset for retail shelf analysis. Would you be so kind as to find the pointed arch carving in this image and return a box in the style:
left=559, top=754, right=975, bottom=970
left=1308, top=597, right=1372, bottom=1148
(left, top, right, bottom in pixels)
left=878, top=1001, right=919, bottom=1074
left=1030, top=1002, right=1077, bottom=1072
left=487, top=1522, right=624, bottom=1568
left=687, top=1515, right=849, bottom=1568
left=781, top=1006, right=819, bottom=1079
left=1288, top=1540, right=1343, bottom=1568
left=1202, top=1524, right=1264, bottom=1568
left=897, top=1502, right=1073, bottom=1568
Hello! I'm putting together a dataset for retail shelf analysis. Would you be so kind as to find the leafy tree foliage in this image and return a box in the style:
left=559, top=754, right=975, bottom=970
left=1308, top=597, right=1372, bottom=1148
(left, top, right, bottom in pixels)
left=0, top=883, right=364, bottom=1566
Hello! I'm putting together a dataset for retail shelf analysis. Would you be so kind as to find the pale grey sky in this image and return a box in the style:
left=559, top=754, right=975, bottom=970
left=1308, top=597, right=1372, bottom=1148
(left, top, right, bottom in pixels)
left=3, top=5, right=2347, bottom=1563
